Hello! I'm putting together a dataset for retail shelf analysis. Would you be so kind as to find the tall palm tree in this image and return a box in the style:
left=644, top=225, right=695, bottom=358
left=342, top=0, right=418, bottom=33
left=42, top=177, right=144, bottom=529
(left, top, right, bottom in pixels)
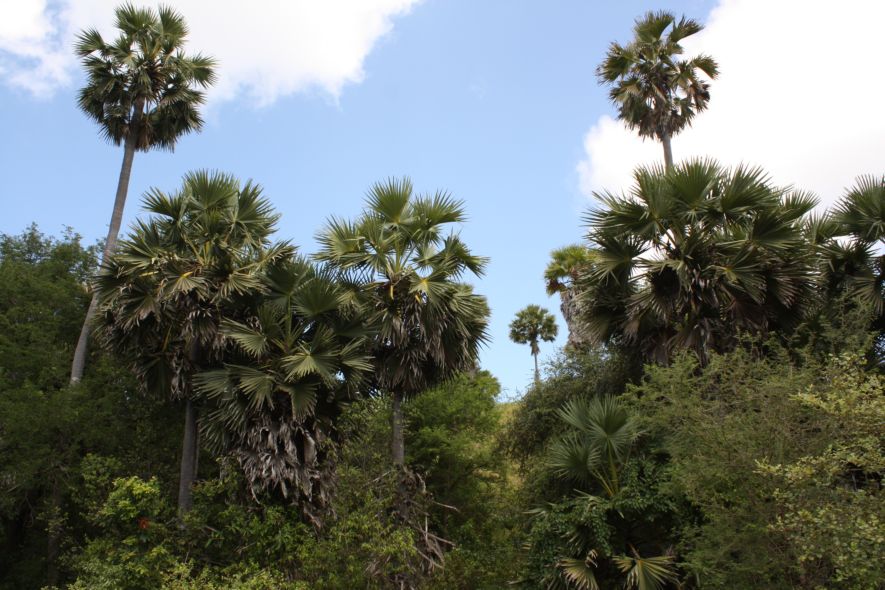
left=509, top=304, right=558, bottom=383
left=546, top=245, right=596, bottom=348
left=71, top=4, right=216, bottom=383
left=316, top=178, right=490, bottom=467
left=94, top=171, right=288, bottom=515
left=597, top=11, right=718, bottom=169
left=195, top=258, right=373, bottom=525
left=580, top=159, right=816, bottom=364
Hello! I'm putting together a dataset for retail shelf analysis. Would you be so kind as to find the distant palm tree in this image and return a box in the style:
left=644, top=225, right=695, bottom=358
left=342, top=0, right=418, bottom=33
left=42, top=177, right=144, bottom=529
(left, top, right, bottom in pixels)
left=95, top=171, right=287, bottom=515
left=597, top=11, right=718, bottom=169
left=71, top=4, right=216, bottom=383
left=509, top=304, right=558, bottom=383
left=545, top=245, right=596, bottom=348
left=316, top=178, right=489, bottom=467
left=581, top=159, right=816, bottom=364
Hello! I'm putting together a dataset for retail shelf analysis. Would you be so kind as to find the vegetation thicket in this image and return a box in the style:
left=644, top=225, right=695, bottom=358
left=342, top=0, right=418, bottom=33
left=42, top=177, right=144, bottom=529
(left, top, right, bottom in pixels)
left=1, top=5, right=882, bottom=590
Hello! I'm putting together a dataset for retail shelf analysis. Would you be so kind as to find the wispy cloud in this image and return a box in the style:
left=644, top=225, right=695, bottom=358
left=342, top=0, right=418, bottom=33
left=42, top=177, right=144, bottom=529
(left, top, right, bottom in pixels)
left=577, top=0, right=885, bottom=208
left=0, top=0, right=421, bottom=104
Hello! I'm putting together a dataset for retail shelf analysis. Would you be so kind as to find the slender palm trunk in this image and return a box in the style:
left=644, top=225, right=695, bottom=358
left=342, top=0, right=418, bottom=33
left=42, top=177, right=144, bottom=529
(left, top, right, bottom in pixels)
left=177, top=398, right=198, bottom=516
left=391, top=391, right=405, bottom=467
left=661, top=132, right=674, bottom=171
left=533, top=352, right=540, bottom=385
left=71, top=101, right=144, bottom=384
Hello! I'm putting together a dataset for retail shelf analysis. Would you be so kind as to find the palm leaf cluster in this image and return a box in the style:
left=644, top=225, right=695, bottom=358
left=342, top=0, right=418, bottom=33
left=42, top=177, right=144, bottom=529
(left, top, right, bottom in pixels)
left=545, top=246, right=596, bottom=348
left=195, top=260, right=373, bottom=518
left=96, top=170, right=286, bottom=398
left=597, top=11, right=718, bottom=155
left=578, top=159, right=816, bottom=363
left=316, top=177, right=490, bottom=399
left=815, top=175, right=885, bottom=330
left=548, top=397, right=640, bottom=498
left=75, top=3, right=216, bottom=151
left=541, top=397, right=675, bottom=590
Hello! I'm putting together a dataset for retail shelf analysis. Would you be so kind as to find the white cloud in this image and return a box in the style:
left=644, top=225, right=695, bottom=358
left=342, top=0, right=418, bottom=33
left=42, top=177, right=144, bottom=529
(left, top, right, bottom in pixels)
left=577, top=0, right=885, bottom=208
left=0, top=0, right=420, bottom=104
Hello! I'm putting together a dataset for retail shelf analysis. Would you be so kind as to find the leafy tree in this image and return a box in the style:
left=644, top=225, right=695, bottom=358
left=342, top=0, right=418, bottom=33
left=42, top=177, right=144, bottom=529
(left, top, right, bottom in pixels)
left=757, top=354, right=884, bottom=589
left=580, top=160, right=816, bottom=364
left=71, top=4, right=216, bottom=383
left=628, top=346, right=835, bottom=588
left=316, top=178, right=490, bottom=468
left=597, top=11, right=718, bottom=169
left=95, top=171, right=289, bottom=515
left=0, top=227, right=179, bottom=589
left=509, top=305, right=558, bottom=383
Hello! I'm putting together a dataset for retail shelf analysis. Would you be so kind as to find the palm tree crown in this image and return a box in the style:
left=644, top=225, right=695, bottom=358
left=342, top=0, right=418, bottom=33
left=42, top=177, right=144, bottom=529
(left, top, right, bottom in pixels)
left=580, top=159, right=816, bottom=363
left=95, top=170, right=287, bottom=397
left=316, top=177, right=489, bottom=466
left=316, top=177, right=490, bottom=399
left=597, top=11, right=718, bottom=168
left=75, top=4, right=216, bottom=151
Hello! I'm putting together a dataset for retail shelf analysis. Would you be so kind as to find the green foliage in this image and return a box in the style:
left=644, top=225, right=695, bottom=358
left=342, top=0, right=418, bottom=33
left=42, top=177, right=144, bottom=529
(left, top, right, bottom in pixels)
left=0, top=228, right=180, bottom=589
left=405, top=373, right=519, bottom=588
left=757, top=354, right=884, bottom=589
left=628, top=346, right=884, bottom=589
left=504, top=347, right=637, bottom=474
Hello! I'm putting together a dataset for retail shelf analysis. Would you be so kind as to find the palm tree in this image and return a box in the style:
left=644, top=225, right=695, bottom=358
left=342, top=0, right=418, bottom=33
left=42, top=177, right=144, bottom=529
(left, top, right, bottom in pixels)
left=71, top=4, right=216, bottom=383
left=94, top=171, right=288, bottom=515
left=195, top=258, right=373, bottom=525
left=509, top=304, right=558, bottom=383
left=547, top=396, right=640, bottom=498
left=831, top=175, right=885, bottom=321
left=546, top=245, right=596, bottom=348
left=580, top=159, right=816, bottom=364
left=597, top=11, right=718, bottom=169
left=546, top=396, right=677, bottom=590
left=316, top=177, right=490, bottom=467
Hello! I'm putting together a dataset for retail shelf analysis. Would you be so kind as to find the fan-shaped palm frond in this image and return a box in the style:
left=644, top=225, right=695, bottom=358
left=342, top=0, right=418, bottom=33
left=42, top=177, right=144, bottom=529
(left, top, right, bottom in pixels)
left=548, top=396, right=640, bottom=497
left=613, top=551, right=678, bottom=590
left=576, top=159, right=816, bottom=363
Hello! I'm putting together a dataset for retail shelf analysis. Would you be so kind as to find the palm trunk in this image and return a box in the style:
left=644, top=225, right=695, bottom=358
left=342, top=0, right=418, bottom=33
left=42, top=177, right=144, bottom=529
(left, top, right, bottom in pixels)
left=177, top=398, right=198, bottom=516
left=661, top=131, right=674, bottom=171
left=533, top=352, right=540, bottom=385
left=71, top=100, right=144, bottom=384
left=391, top=391, right=405, bottom=467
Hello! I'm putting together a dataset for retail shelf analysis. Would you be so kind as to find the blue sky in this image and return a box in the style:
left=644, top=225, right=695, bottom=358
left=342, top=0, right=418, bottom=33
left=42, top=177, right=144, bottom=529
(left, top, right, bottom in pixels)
left=2, top=0, right=882, bottom=398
